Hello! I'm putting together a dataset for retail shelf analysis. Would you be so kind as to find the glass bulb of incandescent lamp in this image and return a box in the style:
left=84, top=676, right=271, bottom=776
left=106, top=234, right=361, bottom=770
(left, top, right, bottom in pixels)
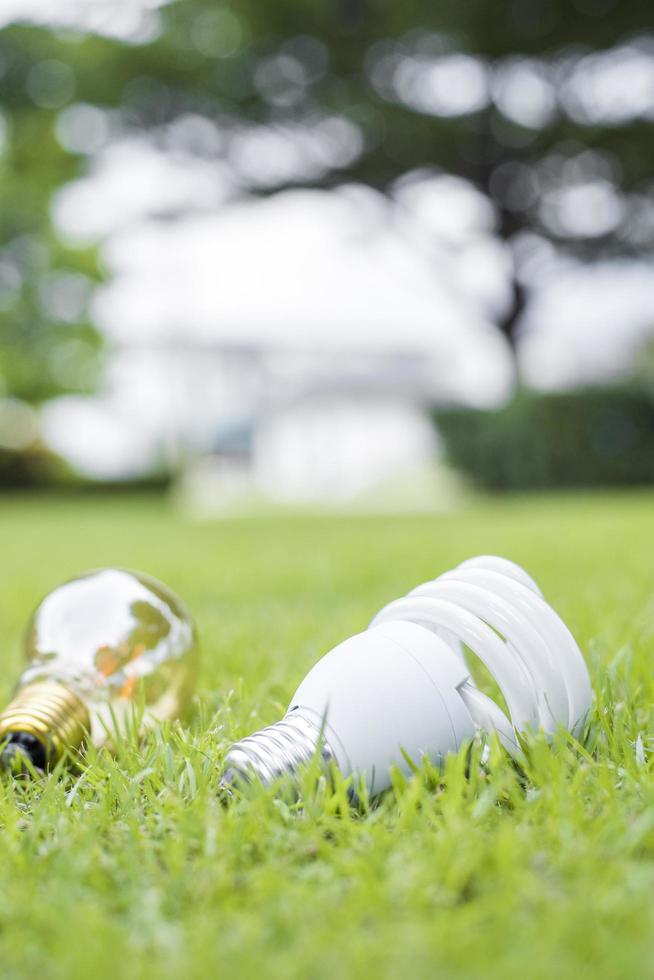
left=223, top=556, right=592, bottom=797
left=0, top=568, right=199, bottom=772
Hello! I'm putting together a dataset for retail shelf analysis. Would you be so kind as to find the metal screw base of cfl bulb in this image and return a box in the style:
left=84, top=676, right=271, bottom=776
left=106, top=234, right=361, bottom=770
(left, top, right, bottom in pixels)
left=222, top=710, right=335, bottom=789
left=0, top=681, right=90, bottom=770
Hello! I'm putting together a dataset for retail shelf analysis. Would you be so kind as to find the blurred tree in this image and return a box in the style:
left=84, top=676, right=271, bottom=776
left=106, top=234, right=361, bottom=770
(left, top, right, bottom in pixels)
left=0, top=28, right=103, bottom=403
left=1, top=0, right=653, bottom=385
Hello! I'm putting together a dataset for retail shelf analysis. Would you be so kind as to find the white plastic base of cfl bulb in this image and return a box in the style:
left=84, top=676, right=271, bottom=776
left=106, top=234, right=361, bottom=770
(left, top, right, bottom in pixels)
left=289, top=620, right=475, bottom=795
left=223, top=555, right=592, bottom=797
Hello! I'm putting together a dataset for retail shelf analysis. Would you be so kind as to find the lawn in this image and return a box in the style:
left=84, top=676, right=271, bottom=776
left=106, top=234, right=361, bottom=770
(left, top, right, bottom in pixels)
left=0, top=490, right=653, bottom=980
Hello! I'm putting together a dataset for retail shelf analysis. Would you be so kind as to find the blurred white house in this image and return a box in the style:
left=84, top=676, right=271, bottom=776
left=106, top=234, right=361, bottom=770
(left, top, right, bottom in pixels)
left=45, top=175, right=514, bottom=508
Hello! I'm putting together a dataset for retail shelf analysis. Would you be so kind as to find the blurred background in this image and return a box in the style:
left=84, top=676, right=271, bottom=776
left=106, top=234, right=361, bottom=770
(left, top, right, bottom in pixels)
left=1, top=0, right=654, bottom=512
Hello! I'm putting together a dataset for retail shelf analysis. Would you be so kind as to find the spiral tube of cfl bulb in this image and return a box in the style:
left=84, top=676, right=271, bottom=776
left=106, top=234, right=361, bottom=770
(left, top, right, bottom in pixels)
left=223, top=556, right=592, bottom=796
left=0, top=568, right=199, bottom=771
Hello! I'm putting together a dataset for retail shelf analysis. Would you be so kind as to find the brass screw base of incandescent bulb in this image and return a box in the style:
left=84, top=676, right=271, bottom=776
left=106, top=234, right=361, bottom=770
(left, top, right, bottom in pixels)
left=0, top=681, right=90, bottom=770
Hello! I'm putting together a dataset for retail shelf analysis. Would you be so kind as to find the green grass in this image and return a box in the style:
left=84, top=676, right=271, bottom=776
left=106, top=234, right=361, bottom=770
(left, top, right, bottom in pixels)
left=0, top=490, right=653, bottom=980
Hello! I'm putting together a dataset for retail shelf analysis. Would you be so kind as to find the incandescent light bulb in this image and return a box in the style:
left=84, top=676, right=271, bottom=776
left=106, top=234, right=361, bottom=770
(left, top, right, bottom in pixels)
left=223, top=556, right=592, bottom=797
left=0, top=568, right=199, bottom=772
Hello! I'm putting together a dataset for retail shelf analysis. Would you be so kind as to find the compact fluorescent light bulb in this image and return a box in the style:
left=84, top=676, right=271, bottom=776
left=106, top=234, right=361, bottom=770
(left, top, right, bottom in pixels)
left=0, top=569, right=199, bottom=771
left=224, top=556, right=592, bottom=796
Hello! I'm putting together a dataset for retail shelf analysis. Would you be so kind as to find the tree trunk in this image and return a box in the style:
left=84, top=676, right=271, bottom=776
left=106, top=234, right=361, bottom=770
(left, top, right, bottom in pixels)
left=495, top=273, right=527, bottom=355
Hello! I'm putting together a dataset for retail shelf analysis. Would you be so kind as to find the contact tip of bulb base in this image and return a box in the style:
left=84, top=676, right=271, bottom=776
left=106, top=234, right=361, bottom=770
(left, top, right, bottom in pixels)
left=217, top=771, right=239, bottom=804
left=218, top=761, right=258, bottom=799
left=219, top=768, right=240, bottom=790
left=0, top=732, right=47, bottom=776
left=0, top=681, right=90, bottom=773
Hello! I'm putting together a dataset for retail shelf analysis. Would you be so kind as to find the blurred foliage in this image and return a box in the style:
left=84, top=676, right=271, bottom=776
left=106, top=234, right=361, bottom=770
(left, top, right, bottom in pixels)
left=436, top=384, right=654, bottom=490
left=0, top=443, right=73, bottom=488
left=0, top=445, right=173, bottom=491
left=1, top=0, right=653, bottom=405
left=633, top=333, right=654, bottom=381
left=0, top=28, right=104, bottom=403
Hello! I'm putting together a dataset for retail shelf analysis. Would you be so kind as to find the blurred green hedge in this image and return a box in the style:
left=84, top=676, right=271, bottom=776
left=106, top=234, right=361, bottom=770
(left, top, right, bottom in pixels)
left=0, top=446, right=173, bottom=493
left=435, top=385, right=654, bottom=490
left=0, top=445, right=74, bottom=489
